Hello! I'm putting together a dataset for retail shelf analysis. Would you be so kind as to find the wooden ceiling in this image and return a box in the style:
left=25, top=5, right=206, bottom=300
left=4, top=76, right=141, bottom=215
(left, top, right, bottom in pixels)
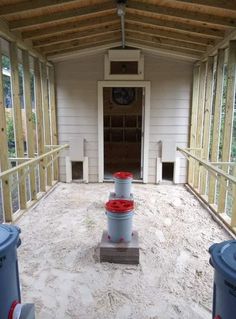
left=0, top=0, right=236, bottom=60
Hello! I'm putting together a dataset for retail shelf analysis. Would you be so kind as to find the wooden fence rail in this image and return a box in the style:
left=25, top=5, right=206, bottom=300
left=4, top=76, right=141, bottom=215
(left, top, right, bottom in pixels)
left=0, top=144, right=69, bottom=223
left=178, top=147, right=236, bottom=235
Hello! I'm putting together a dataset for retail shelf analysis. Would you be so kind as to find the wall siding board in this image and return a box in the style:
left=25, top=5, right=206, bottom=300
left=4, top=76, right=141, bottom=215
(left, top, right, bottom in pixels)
left=56, top=53, right=192, bottom=183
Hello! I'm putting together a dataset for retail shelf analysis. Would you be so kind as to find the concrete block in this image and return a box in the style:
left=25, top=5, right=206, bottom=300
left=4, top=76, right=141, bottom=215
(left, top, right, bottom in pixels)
left=100, top=230, right=139, bottom=264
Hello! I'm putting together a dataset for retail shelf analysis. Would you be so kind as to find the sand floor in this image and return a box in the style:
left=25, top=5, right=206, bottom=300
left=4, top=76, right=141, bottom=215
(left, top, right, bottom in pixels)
left=16, top=182, right=231, bottom=319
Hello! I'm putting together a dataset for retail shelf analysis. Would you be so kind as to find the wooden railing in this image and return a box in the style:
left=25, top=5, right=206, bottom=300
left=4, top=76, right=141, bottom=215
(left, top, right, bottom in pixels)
left=0, top=144, right=69, bottom=223
left=178, top=147, right=236, bottom=235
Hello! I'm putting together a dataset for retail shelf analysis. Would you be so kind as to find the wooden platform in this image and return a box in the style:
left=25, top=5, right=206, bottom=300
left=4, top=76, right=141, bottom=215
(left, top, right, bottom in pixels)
left=100, top=230, right=139, bottom=264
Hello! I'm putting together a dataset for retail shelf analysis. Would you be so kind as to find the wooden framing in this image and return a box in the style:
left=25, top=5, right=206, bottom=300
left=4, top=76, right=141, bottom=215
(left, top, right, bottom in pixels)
left=218, top=40, right=236, bottom=213
left=193, top=61, right=207, bottom=189
left=9, top=3, right=115, bottom=31
left=200, top=56, right=214, bottom=195
left=231, top=165, right=236, bottom=227
left=41, top=63, right=52, bottom=186
left=0, top=42, right=12, bottom=222
left=48, top=67, right=58, bottom=180
left=188, top=66, right=200, bottom=185
left=208, top=49, right=225, bottom=204
left=34, top=57, right=46, bottom=192
left=9, top=42, right=27, bottom=210
left=22, top=50, right=36, bottom=201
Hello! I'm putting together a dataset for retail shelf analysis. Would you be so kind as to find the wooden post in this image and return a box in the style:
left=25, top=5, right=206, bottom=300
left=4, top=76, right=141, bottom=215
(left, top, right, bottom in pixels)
left=193, top=61, right=207, bottom=190
left=208, top=49, right=225, bottom=204
left=22, top=50, right=36, bottom=200
left=231, top=166, right=236, bottom=227
left=48, top=66, right=58, bottom=181
left=200, top=56, right=214, bottom=195
left=188, top=66, right=200, bottom=185
left=41, top=63, right=52, bottom=186
left=218, top=40, right=236, bottom=213
left=34, top=58, right=46, bottom=192
left=9, top=42, right=27, bottom=210
left=0, top=43, right=13, bottom=222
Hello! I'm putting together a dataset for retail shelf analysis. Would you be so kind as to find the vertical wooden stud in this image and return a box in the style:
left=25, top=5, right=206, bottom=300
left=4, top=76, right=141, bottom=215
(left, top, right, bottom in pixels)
left=208, top=49, right=225, bottom=204
left=9, top=42, right=26, bottom=210
left=231, top=166, right=236, bottom=227
left=0, top=43, right=13, bottom=222
left=41, top=63, right=52, bottom=186
left=48, top=66, right=58, bottom=181
left=218, top=41, right=236, bottom=213
left=22, top=50, right=36, bottom=200
left=34, top=58, right=46, bottom=192
left=188, top=66, right=200, bottom=185
left=193, top=61, right=207, bottom=189
left=200, top=56, right=214, bottom=195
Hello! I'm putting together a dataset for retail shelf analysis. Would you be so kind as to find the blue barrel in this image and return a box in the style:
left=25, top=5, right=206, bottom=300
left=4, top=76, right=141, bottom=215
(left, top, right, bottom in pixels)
left=0, top=225, right=21, bottom=319
left=113, top=172, right=133, bottom=199
left=105, top=200, right=134, bottom=243
left=209, top=240, right=236, bottom=319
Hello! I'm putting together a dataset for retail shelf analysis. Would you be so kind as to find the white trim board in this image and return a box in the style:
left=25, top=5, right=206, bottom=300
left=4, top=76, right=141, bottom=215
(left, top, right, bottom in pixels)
left=98, top=80, right=151, bottom=183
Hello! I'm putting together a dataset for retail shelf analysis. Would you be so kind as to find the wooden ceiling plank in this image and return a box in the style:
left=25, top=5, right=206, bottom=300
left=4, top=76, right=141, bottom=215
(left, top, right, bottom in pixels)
left=22, top=14, right=118, bottom=40
left=46, top=38, right=121, bottom=56
left=126, top=31, right=207, bottom=52
left=9, top=2, right=115, bottom=31
left=127, top=1, right=236, bottom=28
left=126, top=22, right=215, bottom=46
left=126, top=37, right=201, bottom=58
left=126, top=13, right=225, bottom=39
left=41, top=32, right=121, bottom=53
left=175, top=0, right=236, bottom=11
left=0, top=0, right=86, bottom=17
left=34, top=23, right=121, bottom=47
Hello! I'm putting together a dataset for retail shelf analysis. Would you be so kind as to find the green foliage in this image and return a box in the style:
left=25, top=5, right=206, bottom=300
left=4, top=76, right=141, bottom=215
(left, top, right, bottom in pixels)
left=6, top=113, right=16, bottom=157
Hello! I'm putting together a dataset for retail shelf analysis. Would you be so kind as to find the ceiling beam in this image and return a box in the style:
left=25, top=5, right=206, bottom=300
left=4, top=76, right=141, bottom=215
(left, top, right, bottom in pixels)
left=41, top=32, right=121, bottom=54
left=22, top=14, right=118, bottom=40
left=46, top=38, right=121, bottom=57
left=126, top=22, right=215, bottom=46
left=127, top=1, right=236, bottom=28
left=126, top=31, right=206, bottom=52
left=126, top=38, right=201, bottom=59
left=126, top=13, right=225, bottom=39
left=0, top=0, right=91, bottom=17
left=33, top=23, right=120, bottom=48
left=175, top=0, right=236, bottom=11
left=9, top=2, right=115, bottom=31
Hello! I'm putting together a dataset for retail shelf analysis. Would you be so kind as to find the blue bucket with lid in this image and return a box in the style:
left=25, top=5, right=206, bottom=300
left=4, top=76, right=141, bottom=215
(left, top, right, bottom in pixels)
left=209, top=240, right=236, bottom=319
left=105, top=200, right=134, bottom=243
left=0, top=224, right=21, bottom=319
left=113, top=172, right=133, bottom=199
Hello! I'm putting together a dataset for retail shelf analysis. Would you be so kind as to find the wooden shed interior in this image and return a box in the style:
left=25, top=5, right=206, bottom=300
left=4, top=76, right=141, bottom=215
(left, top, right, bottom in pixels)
left=0, top=0, right=235, bottom=234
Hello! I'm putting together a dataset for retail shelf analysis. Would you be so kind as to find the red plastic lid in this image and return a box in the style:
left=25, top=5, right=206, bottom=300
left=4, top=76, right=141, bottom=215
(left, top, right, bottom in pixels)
left=113, top=171, right=133, bottom=179
left=105, top=200, right=134, bottom=213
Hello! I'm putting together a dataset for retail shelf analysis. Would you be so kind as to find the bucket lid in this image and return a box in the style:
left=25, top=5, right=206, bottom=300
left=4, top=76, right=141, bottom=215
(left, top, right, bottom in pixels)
left=0, top=225, right=21, bottom=254
left=113, top=172, right=133, bottom=180
left=105, top=200, right=134, bottom=213
left=209, top=240, right=236, bottom=281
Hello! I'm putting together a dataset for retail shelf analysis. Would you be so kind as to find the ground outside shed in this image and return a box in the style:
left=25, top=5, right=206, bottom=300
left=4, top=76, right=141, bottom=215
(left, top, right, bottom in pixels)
left=16, top=183, right=231, bottom=319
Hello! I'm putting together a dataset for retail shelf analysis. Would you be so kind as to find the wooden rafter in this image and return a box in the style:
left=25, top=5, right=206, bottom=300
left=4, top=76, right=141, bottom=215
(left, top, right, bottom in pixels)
left=126, top=13, right=225, bottom=39
left=126, top=22, right=215, bottom=46
left=33, top=23, right=120, bottom=48
left=41, top=32, right=121, bottom=54
left=126, top=38, right=201, bottom=59
left=46, top=38, right=121, bottom=56
left=126, top=31, right=206, bottom=53
left=9, top=2, right=115, bottom=31
left=22, top=14, right=118, bottom=40
left=0, top=0, right=95, bottom=17
left=175, top=0, right=236, bottom=11
left=127, top=1, right=236, bottom=28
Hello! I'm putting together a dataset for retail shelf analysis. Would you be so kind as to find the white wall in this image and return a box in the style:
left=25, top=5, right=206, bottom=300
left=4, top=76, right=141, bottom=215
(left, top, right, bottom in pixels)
left=55, top=51, right=193, bottom=183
